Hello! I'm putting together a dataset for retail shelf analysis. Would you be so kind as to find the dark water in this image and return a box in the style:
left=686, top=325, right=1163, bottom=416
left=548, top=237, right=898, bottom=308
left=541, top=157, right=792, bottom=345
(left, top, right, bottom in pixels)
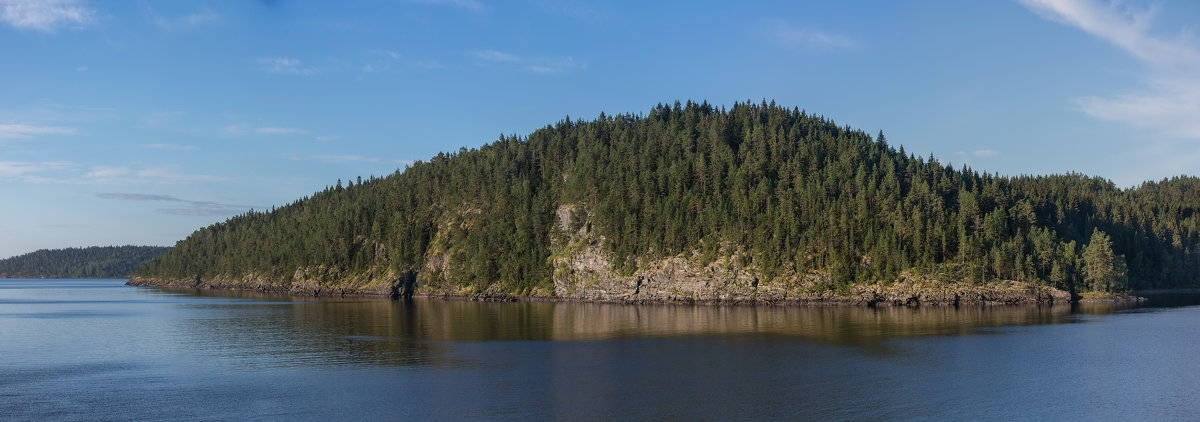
left=3, top=279, right=1200, bottom=420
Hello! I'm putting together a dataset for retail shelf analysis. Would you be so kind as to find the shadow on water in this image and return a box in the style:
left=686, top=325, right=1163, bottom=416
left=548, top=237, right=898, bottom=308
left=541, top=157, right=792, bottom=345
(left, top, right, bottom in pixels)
left=144, top=286, right=1200, bottom=367
left=1079, top=291, right=1200, bottom=315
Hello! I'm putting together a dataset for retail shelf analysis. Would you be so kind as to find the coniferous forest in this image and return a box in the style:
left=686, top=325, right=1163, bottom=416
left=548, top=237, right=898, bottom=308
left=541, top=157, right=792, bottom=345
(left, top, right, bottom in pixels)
left=1, top=246, right=170, bottom=278
left=135, top=102, right=1200, bottom=295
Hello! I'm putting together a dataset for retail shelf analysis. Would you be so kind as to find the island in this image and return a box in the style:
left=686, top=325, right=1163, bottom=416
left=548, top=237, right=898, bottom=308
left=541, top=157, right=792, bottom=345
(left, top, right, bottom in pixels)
left=129, top=102, right=1197, bottom=305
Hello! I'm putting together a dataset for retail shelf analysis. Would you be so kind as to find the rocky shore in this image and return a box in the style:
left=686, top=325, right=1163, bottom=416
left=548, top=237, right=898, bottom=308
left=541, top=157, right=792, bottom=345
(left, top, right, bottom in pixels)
left=126, top=274, right=1072, bottom=307
left=1077, top=293, right=1148, bottom=304
left=127, top=205, right=1075, bottom=307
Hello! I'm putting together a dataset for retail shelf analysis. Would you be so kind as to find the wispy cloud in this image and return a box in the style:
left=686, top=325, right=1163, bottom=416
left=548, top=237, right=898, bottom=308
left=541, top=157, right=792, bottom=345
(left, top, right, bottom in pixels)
left=373, top=50, right=402, bottom=60
left=473, top=49, right=521, bottom=63
left=525, top=58, right=579, bottom=74
left=406, top=0, right=487, bottom=14
left=1, top=161, right=228, bottom=185
left=0, top=161, right=72, bottom=178
left=226, top=124, right=310, bottom=135
left=973, top=149, right=999, bottom=157
left=83, top=165, right=229, bottom=184
left=149, top=7, right=220, bottom=30
left=257, top=57, right=318, bottom=75
left=291, top=154, right=381, bottom=163
left=769, top=22, right=855, bottom=50
left=84, top=165, right=129, bottom=180
left=1020, top=0, right=1200, bottom=139
left=471, top=50, right=581, bottom=73
left=256, top=127, right=309, bottom=135
left=290, top=155, right=416, bottom=165
left=361, top=50, right=442, bottom=73
left=0, top=124, right=77, bottom=140
left=532, top=0, right=610, bottom=21
left=144, top=143, right=198, bottom=151
left=132, top=167, right=230, bottom=184
left=0, top=0, right=93, bottom=32
left=96, top=192, right=248, bottom=216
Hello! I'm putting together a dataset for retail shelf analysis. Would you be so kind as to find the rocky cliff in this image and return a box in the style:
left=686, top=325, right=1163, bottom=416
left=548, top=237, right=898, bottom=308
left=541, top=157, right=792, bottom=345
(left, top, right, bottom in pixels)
left=129, top=204, right=1072, bottom=306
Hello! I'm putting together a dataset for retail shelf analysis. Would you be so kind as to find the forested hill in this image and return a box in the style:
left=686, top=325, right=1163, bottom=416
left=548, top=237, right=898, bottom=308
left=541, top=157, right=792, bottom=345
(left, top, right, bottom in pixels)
left=134, top=101, right=1200, bottom=298
left=1, top=246, right=170, bottom=278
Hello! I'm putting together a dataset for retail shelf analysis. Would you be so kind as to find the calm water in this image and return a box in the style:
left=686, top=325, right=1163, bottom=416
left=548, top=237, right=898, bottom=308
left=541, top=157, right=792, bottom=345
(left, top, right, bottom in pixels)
left=2, top=279, right=1200, bottom=420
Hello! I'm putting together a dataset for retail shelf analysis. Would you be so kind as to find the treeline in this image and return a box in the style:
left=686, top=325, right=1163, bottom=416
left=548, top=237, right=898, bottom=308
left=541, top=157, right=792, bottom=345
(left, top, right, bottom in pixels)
left=136, top=101, right=1200, bottom=294
left=1, top=245, right=171, bottom=278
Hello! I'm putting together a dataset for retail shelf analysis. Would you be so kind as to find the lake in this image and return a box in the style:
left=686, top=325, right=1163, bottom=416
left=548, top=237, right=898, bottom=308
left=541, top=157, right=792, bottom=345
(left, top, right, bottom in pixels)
left=2, top=279, right=1199, bottom=420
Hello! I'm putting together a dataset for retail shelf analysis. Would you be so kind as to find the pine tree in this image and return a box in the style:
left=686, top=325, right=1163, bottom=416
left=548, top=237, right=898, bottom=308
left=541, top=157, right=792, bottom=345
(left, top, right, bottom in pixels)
left=1082, top=228, right=1128, bottom=293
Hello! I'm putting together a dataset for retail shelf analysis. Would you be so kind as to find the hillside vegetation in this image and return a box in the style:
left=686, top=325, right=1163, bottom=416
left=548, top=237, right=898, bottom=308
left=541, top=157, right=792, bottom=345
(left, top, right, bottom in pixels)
left=133, top=101, right=1200, bottom=299
left=1, top=246, right=170, bottom=278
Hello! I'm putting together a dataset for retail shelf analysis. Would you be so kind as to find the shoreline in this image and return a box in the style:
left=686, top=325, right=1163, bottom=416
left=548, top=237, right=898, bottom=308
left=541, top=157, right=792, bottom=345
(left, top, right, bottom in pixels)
left=2, top=276, right=132, bottom=280
left=1133, top=288, right=1200, bottom=295
left=127, top=277, right=1083, bottom=307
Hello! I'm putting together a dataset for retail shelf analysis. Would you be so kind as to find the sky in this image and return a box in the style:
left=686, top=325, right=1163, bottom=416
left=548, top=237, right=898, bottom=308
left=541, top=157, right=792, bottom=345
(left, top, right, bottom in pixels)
left=1, top=0, right=1198, bottom=258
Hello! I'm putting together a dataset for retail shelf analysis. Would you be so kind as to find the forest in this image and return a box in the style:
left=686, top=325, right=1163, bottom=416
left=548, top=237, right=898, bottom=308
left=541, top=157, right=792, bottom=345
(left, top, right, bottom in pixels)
left=1, top=245, right=171, bottom=278
left=135, top=101, right=1200, bottom=295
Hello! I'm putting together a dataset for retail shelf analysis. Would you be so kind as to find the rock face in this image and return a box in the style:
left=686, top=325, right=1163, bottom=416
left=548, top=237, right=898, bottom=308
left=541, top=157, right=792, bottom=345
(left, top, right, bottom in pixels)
left=129, top=204, right=1073, bottom=306
left=545, top=205, right=1071, bottom=306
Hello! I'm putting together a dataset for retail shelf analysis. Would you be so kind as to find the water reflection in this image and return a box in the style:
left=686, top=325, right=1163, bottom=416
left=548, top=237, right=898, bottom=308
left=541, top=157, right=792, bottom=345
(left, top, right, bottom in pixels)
left=146, top=286, right=1189, bottom=368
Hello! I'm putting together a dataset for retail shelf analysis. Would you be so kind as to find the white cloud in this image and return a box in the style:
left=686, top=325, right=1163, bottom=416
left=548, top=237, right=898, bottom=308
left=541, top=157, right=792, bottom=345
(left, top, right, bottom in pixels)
left=257, top=57, right=317, bottom=75
left=473, top=50, right=521, bottom=63
left=0, top=0, right=93, bottom=32
left=769, top=22, right=855, bottom=49
left=134, top=167, right=229, bottom=184
left=406, top=0, right=487, bottom=14
left=0, top=161, right=227, bottom=185
left=0, top=124, right=77, bottom=140
left=144, top=143, right=198, bottom=150
left=973, top=149, right=999, bottom=157
left=292, top=154, right=382, bottom=163
left=84, top=165, right=131, bottom=180
left=373, top=50, right=402, bottom=60
left=532, top=0, right=610, bottom=21
left=472, top=50, right=581, bottom=73
left=150, top=8, right=220, bottom=30
left=255, top=127, right=309, bottom=135
left=525, top=57, right=579, bottom=74
left=362, top=50, right=441, bottom=73
left=0, top=161, right=71, bottom=177
left=1020, top=0, right=1200, bottom=139
left=81, top=165, right=229, bottom=184
left=226, top=124, right=310, bottom=135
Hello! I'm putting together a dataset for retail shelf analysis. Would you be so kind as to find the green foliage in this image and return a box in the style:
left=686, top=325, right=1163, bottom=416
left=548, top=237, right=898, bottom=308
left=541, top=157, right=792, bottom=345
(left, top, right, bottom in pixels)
left=134, top=101, right=1200, bottom=294
left=0, top=246, right=170, bottom=278
left=1082, top=229, right=1128, bottom=293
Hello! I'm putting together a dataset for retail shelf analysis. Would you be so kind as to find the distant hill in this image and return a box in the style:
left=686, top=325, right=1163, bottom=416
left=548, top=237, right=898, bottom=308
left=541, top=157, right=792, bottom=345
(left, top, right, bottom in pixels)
left=0, top=246, right=171, bottom=278
left=131, top=101, right=1200, bottom=303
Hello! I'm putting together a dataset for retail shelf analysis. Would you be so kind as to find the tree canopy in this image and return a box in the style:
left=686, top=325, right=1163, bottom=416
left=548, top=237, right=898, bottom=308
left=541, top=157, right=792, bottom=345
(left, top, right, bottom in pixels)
left=1, top=246, right=170, bottom=278
left=135, top=101, right=1200, bottom=294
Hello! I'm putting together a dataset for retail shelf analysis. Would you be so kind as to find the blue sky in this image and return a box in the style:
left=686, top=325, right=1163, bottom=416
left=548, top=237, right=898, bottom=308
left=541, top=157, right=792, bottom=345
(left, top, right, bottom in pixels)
left=1, top=0, right=1198, bottom=258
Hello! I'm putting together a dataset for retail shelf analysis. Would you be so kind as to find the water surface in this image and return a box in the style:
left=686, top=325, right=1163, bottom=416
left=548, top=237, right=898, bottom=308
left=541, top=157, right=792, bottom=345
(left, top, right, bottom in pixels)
left=2, top=279, right=1199, bottom=420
